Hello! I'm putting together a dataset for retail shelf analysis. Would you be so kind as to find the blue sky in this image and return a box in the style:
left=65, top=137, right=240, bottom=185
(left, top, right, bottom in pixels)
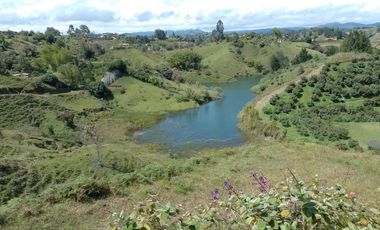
left=1, top=0, right=380, bottom=33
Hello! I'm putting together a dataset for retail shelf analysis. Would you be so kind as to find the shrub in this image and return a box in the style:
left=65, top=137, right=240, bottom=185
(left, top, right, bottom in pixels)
left=87, top=81, right=114, bottom=100
left=167, top=51, right=202, bottom=71
left=111, top=171, right=380, bottom=229
left=292, top=48, right=313, bottom=65
left=41, top=73, right=59, bottom=86
left=108, top=59, right=127, bottom=74
left=341, top=31, right=372, bottom=53
left=270, top=51, right=289, bottom=71
left=324, top=45, right=339, bottom=56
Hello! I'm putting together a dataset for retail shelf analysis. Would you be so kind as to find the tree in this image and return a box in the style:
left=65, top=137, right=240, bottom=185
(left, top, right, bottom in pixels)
left=79, top=25, right=90, bottom=36
left=272, top=28, right=282, bottom=42
left=341, top=31, right=371, bottom=53
left=167, top=51, right=202, bottom=70
left=292, top=48, right=313, bottom=65
left=108, top=59, right=127, bottom=74
left=154, top=29, right=167, bottom=40
left=211, top=20, right=224, bottom=42
left=67, top=25, right=75, bottom=36
left=45, top=27, right=60, bottom=36
left=88, top=81, right=114, bottom=100
left=45, top=27, right=60, bottom=44
left=270, top=52, right=289, bottom=71
left=57, top=63, right=82, bottom=89
left=80, top=125, right=104, bottom=166
left=0, top=36, right=10, bottom=51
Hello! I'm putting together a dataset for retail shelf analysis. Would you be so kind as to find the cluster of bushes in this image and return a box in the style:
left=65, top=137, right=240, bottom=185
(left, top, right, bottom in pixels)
left=264, top=60, right=380, bottom=147
left=270, top=51, right=289, bottom=71
left=111, top=172, right=380, bottom=229
left=177, top=87, right=212, bottom=105
left=341, top=31, right=372, bottom=53
left=291, top=48, right=313, bottom=65
left=167, top=51, right=202, bottom=71
left=130, top=64, right=165, bottom=88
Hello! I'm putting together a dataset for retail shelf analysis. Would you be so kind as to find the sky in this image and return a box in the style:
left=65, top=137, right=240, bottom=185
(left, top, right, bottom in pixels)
left=1, top=0, right=380, bottom=33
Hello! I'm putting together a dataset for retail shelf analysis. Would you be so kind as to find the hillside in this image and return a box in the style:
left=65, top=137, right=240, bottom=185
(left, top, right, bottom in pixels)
left=0, top=25, right=380, bottom=229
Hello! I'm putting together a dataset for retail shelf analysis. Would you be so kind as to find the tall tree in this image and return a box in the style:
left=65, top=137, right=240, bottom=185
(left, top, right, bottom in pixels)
left=67, top=25, right=75, bottom=36
left=272, top=28, right=282, bottom=42
left=79, top=25, right=90, bottom=36
left=341, top=31, right=371, bottom=53
left=212, top=20, right=224, bottom=42
left=154, top=29, right=167, bottom=40
left=45, top=27, right=61, bottom=44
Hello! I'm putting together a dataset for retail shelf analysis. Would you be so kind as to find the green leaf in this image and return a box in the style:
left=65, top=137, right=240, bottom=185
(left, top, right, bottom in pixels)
left=246, top=216, right=255, bottom=225
left=269, top=197, right=278, bottom=205
left=270, top=210, right=278, bottom=217
left=347, top=222, right=359, bottom=230
left=256, top=219, right=266, bottom=230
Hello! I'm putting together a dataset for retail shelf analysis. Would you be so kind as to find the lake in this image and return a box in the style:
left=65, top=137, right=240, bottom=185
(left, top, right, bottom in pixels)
left=135, top=77, right=260, bottom=151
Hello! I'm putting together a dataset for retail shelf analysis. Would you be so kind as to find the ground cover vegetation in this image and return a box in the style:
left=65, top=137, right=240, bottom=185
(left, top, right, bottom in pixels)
left=0, top=21, right=379, bottom=228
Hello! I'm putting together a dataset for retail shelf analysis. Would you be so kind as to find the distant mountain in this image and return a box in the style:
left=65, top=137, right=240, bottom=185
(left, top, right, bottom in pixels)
left=121, top=22, right=380, bottom=37
left=123, top=29, right=207, bottom=37
left=318, top=22, right=380, bottom=29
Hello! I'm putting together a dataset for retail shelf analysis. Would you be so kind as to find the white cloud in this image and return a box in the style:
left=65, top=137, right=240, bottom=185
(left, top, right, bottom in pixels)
left=1, top=0, right=380, bottom=33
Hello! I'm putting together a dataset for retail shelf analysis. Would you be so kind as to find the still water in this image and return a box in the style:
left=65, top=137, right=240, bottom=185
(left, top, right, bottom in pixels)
left=136, top=77, right=260, bottom=150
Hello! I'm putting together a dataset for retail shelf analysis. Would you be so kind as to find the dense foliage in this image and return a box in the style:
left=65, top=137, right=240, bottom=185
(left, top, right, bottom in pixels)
left=111, top=171, right=380, bottom=229
left=264, top=60, right=380, bottom=149
left=292, top=48, right=313, bottom=65
left=167, top=51, right=202, bottom=71
left=341, top=31, right=372, bottom=53
left=270, top=51, right=289, bottom=71
left=87, top=81, right=114, bottom=100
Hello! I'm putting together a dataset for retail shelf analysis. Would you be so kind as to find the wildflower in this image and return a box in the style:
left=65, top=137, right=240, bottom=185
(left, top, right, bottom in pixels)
left=223, top=181, right=237, bottom=196
left=252, top=171, right=270, bottom=193
left=359, top=218, right=368, bottom=226
left=280, top=209, right=290, bottom=218
left=297, top=215, right=304, bottom=222
left=211, top=188, right=220, bottom=202
left=347, top=191, right=356, bottom=199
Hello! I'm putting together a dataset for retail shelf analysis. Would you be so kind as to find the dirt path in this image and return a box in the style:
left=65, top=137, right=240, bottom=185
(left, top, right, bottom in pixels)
left=253, top=65, right=324, bottom=111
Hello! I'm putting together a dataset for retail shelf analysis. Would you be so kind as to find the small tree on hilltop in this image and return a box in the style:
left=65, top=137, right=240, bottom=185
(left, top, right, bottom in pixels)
left=211, top=20, right=224, bottom=42
left=81, top=125, right=104, bottom=166
left=272, top=28, right=282, bottom=42
left=292, top=48, right=313, bottom=65
left=154, top=29, right=167, bottom=40
left=88, top=81, right=114, bottom=101
left=341, top=31, right=371, bottom=53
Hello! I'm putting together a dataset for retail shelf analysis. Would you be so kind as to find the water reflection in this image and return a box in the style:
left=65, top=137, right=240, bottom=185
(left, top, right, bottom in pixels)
left=136, top=77, right=259, bottom=151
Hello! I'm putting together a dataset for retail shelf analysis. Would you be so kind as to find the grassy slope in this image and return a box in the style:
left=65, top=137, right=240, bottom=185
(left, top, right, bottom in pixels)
left=2, top=140, right=379, bottom=229
left=252, top=56, right=379, bottom=149
left=113, top=77, right=197, bottom=113
left=343, top=122, right=380, bottom=149
left=1, top=38, right=380, bottom=229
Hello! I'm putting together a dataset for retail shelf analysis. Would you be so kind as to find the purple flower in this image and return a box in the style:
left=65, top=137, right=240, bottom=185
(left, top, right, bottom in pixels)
left=211, top=188, right=220, bottom=202
left=252, top=171, right=271, bottom=193
left=297, top=215, right=304, bottom=222
left=223, top=181, right=238, bottom=196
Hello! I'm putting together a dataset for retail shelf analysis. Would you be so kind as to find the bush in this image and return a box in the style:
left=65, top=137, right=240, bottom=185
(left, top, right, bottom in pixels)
left=112, top=172, right=380, bottom=229
left=41, top=73, right=59, bottom=86
left=270, top=51, right=289, bottom=71
left=341, top=31, right=372, bottom=53
left=108, top=59, right=127, bottom=74
left=43, top=179, right=111, bottom=203
left=167, top=51, right=202, bottom=71
left=87, top=81, right=114, bottom=100
left=324, top=46, right=339, bottom=56
left=292, top=48, right=312, bottom=65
